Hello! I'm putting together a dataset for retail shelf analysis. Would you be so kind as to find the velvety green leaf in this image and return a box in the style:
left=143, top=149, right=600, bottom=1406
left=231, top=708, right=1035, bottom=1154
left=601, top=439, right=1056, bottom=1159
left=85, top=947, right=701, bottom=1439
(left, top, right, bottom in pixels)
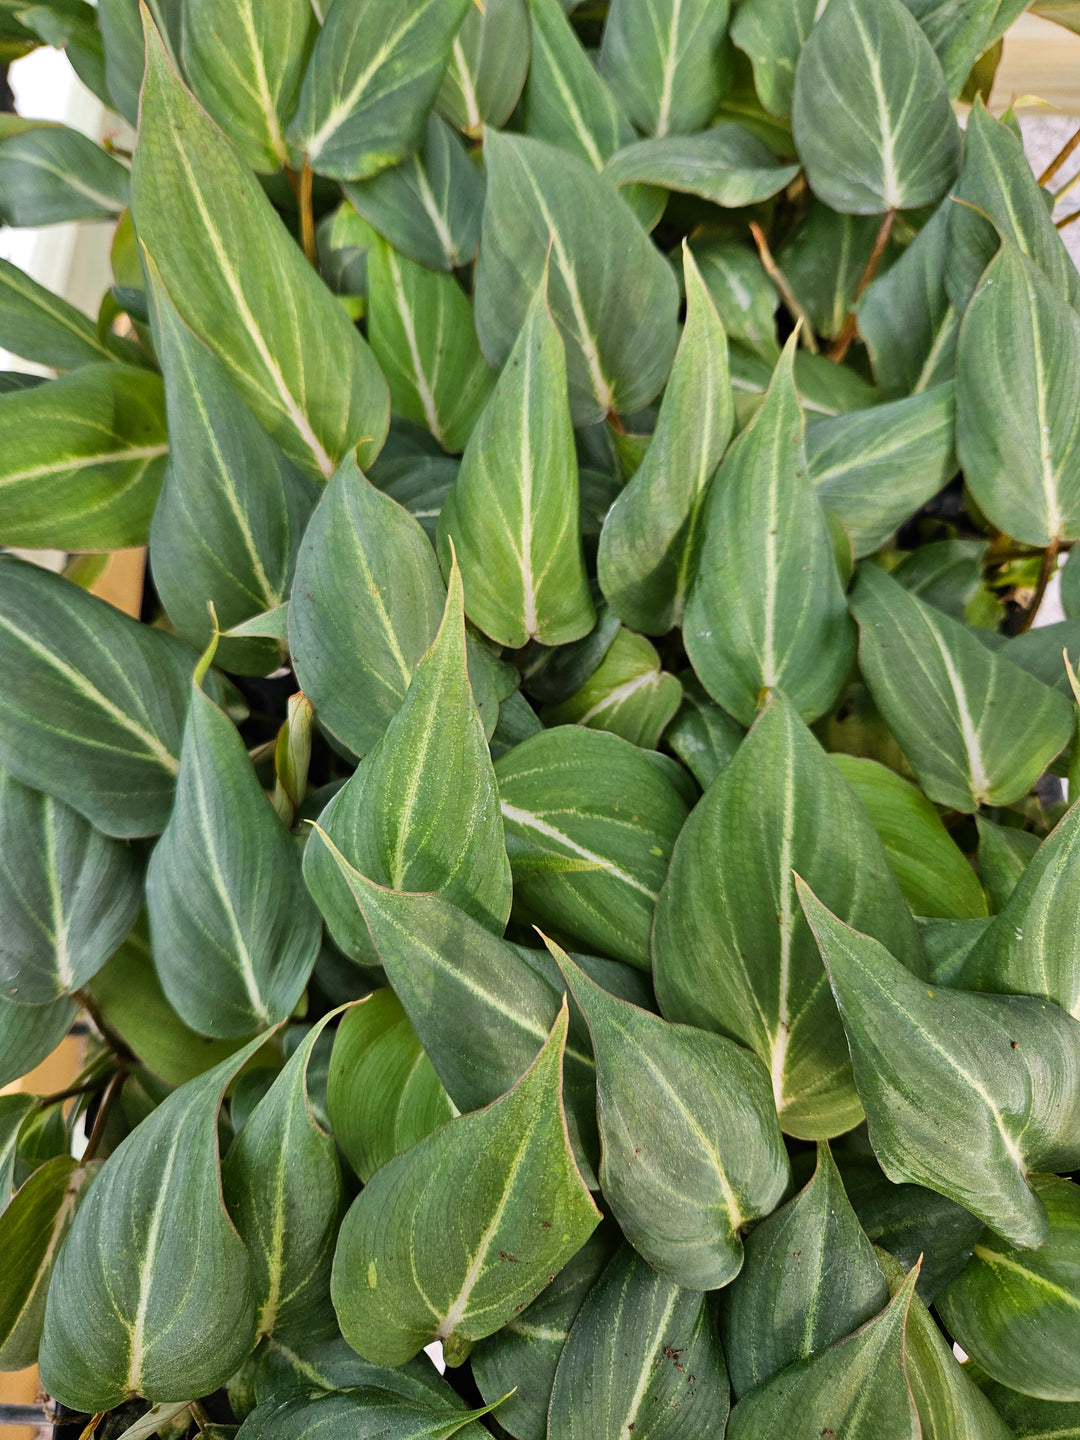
left=598, top=246, right=733, bottom=635
left=829, top=754, right=986, bottom=919
left=654, top=691, right=923, bottom=1138
left=524, top=0, right=633, bottom=168
left=0, top=255, right=129, bottom=370
left=327, top=990, right=453, bottom=1184
left=182, top=0, right=316, bottom=173
left=858, top=199, right=958, bottom=397
left=145, top=653, right=321, bottom=1038
left=807, top=382, right=956, bottom=557
left=946, top=101, right=1080, bottom=316
left=791, top=0, right=960, bottom=214
left=974, top=1373, right=1080, bottom=1437
left=598, top=0, right=731, bottom=137
left=664, top=673, right=744, bottom=790
left=521, top=606, right=621, bottom=704
left=490, top=690, right=544, bottom=760
left=0, top=1155, right=97, bottom=1371
left=475, top=130, right=680, bottom=426
left=89, top=918, right=247, bottom=1087
left=977, top=816, right=1040, bottom=913
left=0, top=120, right=128, bottom=225
left=903, top=0, right=1026, bottom=96
left=684, top=339, right=855, bottom=727
left=0, top=993, right=76, bottom=1090
left=97, top=0, right=182, bottom=122
left=957, top=243, right=1080, bottom=547
left=553, top=942, right=787, bottom=1289
left=250, top=1331, right=466, bottom=1414
left=850, top=563, right=1073, bottom=810
left=835, top=1151, right=985, bottom=1302
left=368, top=239, right=493, bottom=454
left=146, top=255, right=313, bottom=676
left=290, top=456, right=446, bottom=758
left=540, top=630, right=682, bottom=749
left=331, top=1005, right=599, bottom=1367
left=725, top=1269, right=921, bottom=1440
left=437, top=0, right=530, bottom=135
left=289, top=0, right=472, bottom=181
left=691, top=239, right=779, bottom=359
left=605, top=126, right=800, bottom=208
left=0, top=558, right=194, bottom=837
left=779, top=203, right=899, bottom=342
left=471, top=1227, right=618, bottom=1440
left=133, top=19, right=389, bottom=479
left=890, top=537, right=989, bottom=623
left=959, top=800, right=1080, bottom=1019
left=0, top=363, right=166, bottom=550
left=496, top=725, right=690, bottom=968
left=343, top=115, right=484, bottom=272
left=39, top=1035, right=271, bottom=1410
left=721, top=1143, right=889, bottom=1398
left=730, top=0, right=820, bottom=118
left=875, top=1247, right=1013, bottom=1439
left=0, top=768, right=141, bottom=1005
left=937, top=1176, right=1080, bottom=1402
left=799, top=881, right=1080, bottom=1249
left=372, top=452, right=457, bottom=541
left=223, top=1012, right=344, bottom=1339
left=238, top=1388, right=500, bottom=1440
left=303, top=558, right=510, bottom=964
left=547, top=1243, right=730, bottom=1440
left=0, top=1094, right=36, bottom=1209
left=437, top=286, right=593, bottom=647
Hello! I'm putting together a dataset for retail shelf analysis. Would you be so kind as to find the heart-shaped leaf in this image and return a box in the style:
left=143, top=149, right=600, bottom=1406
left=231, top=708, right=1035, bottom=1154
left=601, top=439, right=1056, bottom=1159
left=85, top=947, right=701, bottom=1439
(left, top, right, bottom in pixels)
left=331, top=1004, right=600, bottom=1367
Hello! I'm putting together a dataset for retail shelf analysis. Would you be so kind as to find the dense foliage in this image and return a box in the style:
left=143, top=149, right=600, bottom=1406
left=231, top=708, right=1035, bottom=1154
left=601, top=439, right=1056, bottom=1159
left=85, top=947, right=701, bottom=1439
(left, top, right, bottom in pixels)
left=3, top=0, right=1080, bottom=1436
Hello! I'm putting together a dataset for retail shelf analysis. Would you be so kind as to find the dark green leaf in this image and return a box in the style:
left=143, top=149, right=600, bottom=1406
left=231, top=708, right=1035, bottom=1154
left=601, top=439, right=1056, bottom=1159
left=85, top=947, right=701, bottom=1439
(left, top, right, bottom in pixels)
left=976, top=816, right=1040, bottom=913
left=0, top=993, right=77, bottom=1090
left=598, top=0, right=731, bottom=137
left=237, top=1387, right=500, bottom=1440
left=664, top=673, right=744, bottom=790
left=691, top=238, right=779, bottom=359
left=524, top=0, right=633, bottom=167
left=778, top=203, right=899, bottom=342
left=437, top=0, right=530, bottom=135
left=0, top=255, right=129, bottom=370
left=0, top=120, right=128, bottom=225
left=540, top=630, right=682, bottom=749
left=974, top=1373, right=1080, bottom=1437
left=605, top=127, right=800, bottom=208
left=730, top=0, right=822, bottom=118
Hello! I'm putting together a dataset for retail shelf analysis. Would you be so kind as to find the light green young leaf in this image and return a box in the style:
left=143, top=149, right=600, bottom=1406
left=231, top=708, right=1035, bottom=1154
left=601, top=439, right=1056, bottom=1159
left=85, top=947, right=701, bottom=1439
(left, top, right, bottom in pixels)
left=0, top=768, right=141, bottom=1005
left=437, top=0, right=530, bottom=136
left=605, top=127, right=800, bottom=208
left=475, top=129, right=680, bottom=426
left=798, top=881, right=1080, bottom=1249
left=721, top=1143, right=889, bottom=1398
left=552, top=942, right=788, bottom=1291
left=289, top=0, right=473, bottom=181
left=850, top=563, right=1073, bottom=811
left=540, top=630, right=683, bottom=750
left=0, top=363, right=166, bottom=551
left=0, top=1156, right=97, bottom=1371
left=331, top=1004, right=600, bottom=1367
left=976, top=816, right=1040, bottom=913
left=875, top=1248, right=1013, bottom=1440
left=937, top=1176, right=1080, bottom=1402
left=725, top=1270, right=921, bottom=1440
left=730, top=0, right=821, bottom=118
left=437, top=284, right=594, bottom=647
left=524, top=0, right=633, bottom=167
left=327, top=990, right=454, bottom=1184
left=664, top=673, right=744, bottom=790
left=223, top=1012, right=344, bottom=1339
left=0, top=993, right=77, bottom=1090
left=133, top=18, right=389, bottom=479
left=146, top=253, right=313, bottom=676
left=182, top=0, right=316, bottom=173
left=496, top=726, right=690, bottom=968
left=302, top=557, right=511, bottom=965
left=145, top=652, right=322, bottom=1038
left=368, top=239, right=493, bottom=454
left=791, top=0, right=960, bottom=214
left=237, top=1387, right=501, bottom=1440
left=547, top=1243, right=730, bottom=1440
left=684, top=338, right=855, bottom=727
left=857, top=199, right=959, bottom=397
left=957, top=243, right=1080, bottom=547
left=0, top=120, right=128, bottom=225
left=0, top=558, right=192, bottom=837
left=598, top=245, right=733, bottom=635
left=829, top=754, right=987, bottom=919
left=654, top=690, right=923, bottom=1138
left=960, top=801, right=1080, bottom=1019
left=39, top=1034, right=271, bottom=1411
left=946, top=100, right=1080, bottom=315
left=343, top=114, right=484, bottom=272
left=0, top=255, right=129, bottom=370
left=289, top=456, right=446, bottom=758
left=471, top=1227, right=618, bottom=1440
left=598, top=0, right=731, bottom=137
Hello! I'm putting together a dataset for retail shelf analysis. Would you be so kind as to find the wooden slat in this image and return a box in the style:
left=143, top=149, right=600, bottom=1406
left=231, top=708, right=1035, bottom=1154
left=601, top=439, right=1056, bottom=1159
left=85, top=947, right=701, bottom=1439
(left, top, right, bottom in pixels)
left=993, top=15, right=1080, bottom=113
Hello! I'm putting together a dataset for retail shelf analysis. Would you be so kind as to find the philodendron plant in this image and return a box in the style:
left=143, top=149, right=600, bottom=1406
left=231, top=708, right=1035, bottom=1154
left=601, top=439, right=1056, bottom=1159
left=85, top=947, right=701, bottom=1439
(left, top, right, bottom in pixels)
left=4, top=0, right=1080, bottom=1436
